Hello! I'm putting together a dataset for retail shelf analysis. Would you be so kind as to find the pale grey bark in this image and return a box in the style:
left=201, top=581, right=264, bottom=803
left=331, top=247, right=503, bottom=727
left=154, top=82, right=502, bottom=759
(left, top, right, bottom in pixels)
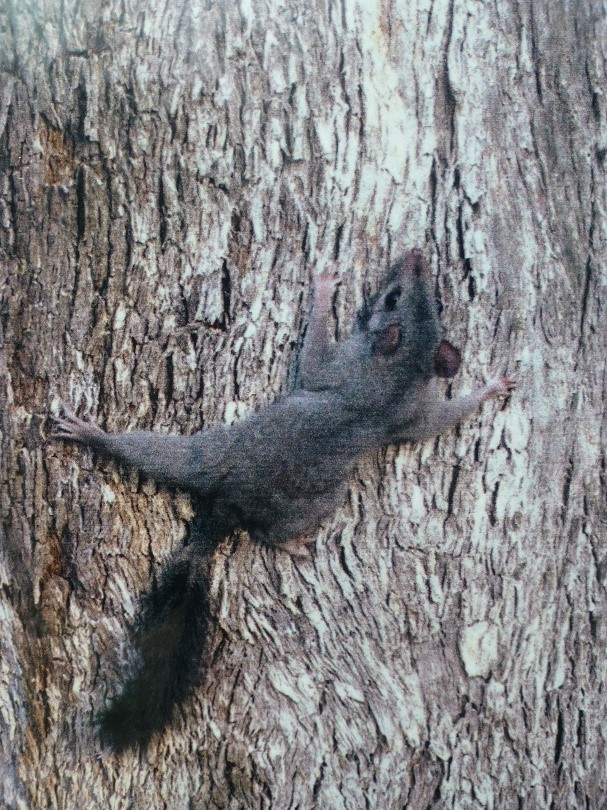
left=1, top=0, right=606, bottom=808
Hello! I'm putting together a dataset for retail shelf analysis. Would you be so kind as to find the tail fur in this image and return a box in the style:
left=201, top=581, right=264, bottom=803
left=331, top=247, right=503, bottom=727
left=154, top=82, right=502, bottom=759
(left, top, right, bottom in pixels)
left=98, top=518, right=221, bottom=751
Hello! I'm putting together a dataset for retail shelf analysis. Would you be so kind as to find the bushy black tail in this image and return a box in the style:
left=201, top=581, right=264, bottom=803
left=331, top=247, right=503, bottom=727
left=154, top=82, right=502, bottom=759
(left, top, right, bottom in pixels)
left=98, top=519, right=221, bottom=751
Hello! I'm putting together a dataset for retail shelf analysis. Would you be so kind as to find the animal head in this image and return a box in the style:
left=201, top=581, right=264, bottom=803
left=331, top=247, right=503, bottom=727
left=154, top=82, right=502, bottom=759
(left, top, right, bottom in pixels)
left=357, top=248, right=461, bottom=380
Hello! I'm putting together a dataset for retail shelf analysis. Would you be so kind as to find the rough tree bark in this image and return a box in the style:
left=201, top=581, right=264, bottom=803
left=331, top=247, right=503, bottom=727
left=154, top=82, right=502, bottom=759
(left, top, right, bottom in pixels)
left=1, top=0, right=606, bottom=808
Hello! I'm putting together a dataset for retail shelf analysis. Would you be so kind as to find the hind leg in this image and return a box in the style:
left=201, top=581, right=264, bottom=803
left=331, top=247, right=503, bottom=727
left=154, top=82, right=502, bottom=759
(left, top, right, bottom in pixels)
left=249, top=484, right=346, bottom=551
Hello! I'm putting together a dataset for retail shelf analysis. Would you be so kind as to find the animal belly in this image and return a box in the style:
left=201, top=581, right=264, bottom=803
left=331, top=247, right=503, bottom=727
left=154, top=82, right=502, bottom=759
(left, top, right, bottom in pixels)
left=240, top=457, right=350, bottom=547
left=248, top=485, right=347, bottom=546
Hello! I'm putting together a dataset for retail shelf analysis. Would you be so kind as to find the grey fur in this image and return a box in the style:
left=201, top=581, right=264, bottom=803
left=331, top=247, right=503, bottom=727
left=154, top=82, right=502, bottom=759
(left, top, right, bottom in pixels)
left=51, top=248, right=515, bottom=747
left=52, top=248, right=513, bottom=546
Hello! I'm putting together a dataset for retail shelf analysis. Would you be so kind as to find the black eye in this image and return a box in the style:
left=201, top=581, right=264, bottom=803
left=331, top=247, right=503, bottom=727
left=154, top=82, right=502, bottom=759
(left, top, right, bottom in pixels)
left=384, top=286, right=401, bottom=311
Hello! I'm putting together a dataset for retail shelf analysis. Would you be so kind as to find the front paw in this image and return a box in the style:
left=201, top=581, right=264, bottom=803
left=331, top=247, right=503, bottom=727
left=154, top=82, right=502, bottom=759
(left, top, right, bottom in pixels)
left=484, top=376, right=516, bottom=400
left=314, top=266, right=340, bottom=300
left=51, top=403, right=105, bottom=445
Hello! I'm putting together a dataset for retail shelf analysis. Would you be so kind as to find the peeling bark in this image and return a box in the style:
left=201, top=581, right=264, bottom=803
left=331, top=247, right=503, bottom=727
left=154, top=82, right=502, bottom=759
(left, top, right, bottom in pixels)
left=1, top=0, right=606, bottom=807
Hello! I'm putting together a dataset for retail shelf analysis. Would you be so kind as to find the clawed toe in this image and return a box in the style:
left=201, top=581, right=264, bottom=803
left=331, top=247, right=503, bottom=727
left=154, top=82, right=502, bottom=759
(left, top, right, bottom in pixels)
left=498, top=376, right=517, bottom=395
left=484, top=375, right=517, bottom=401
left=51, top=417, right=76, bottom=440
left=50, top=402, right=95, bottom=444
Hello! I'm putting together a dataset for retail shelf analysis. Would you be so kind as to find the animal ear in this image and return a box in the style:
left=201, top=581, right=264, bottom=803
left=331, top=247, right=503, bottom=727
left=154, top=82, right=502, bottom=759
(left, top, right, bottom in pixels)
left=373, top=324, right=401, bottom=356
left=434, top=340, right=461, bottom=377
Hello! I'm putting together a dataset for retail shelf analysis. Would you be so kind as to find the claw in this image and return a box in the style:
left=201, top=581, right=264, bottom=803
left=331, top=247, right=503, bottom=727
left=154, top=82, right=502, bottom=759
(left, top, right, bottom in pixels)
left=280, top=537, right=316, bottom=559
left=496, top=376, right=516, bottom=395
left=50, top=403, right=105, bottom=446
left=485, top=375, right=517, bottom=400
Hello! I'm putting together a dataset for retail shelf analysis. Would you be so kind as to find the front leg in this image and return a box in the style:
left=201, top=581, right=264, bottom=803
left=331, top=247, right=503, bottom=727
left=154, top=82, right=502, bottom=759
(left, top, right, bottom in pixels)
left=51, top=403, right=199, bottom=488
left=299, top=270, right=339, bottom=390
left=401, top=377, right=516, bottom=442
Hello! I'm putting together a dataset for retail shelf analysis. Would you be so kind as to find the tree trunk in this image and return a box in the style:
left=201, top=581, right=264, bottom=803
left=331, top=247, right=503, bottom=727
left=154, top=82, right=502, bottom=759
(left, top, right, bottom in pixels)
left=1, top=0, right=605, bottom=807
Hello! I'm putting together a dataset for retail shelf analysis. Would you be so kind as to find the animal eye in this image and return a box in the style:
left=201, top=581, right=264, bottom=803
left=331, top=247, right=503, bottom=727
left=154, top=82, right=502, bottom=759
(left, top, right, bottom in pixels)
left=384, top=287, right=401, bottom=311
